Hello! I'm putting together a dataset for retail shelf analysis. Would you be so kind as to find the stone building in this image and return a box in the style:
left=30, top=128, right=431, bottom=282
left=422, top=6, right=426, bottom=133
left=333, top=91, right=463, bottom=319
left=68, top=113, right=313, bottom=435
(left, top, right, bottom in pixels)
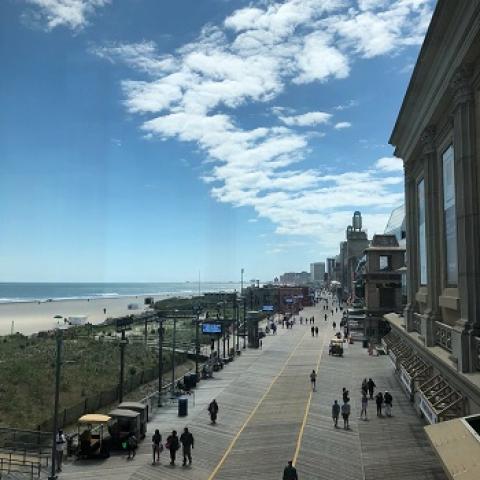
left=385, top=0, right=480, bottom=419
left=348, top=234, right=405, bottom=343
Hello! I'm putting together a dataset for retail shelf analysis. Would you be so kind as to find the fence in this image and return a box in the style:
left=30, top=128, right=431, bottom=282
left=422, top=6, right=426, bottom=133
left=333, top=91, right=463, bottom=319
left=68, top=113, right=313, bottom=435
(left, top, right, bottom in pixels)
left=0, top=457, right=42, bottom=479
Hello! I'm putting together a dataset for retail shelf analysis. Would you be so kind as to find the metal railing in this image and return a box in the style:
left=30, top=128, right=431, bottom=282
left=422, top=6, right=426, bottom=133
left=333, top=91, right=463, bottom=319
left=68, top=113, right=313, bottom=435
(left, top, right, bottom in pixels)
left=412, top=313, right=421, bottom=334
left=473, top=337, right=480, bottom=371
left=0, top=456, right=42, bottom=479
left=435, top=321, right=453, bottom=352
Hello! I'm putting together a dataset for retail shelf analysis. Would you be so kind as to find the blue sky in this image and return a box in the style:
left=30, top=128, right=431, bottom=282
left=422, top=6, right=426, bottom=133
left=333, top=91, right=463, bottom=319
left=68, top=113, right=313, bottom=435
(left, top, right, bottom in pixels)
left=0, top=0, right=434, bottom=282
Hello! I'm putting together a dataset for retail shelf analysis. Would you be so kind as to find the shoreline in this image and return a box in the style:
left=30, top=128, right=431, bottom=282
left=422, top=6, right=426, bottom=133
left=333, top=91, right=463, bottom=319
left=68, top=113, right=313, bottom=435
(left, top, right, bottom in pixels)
left=0, top=295, right=159, bottom=336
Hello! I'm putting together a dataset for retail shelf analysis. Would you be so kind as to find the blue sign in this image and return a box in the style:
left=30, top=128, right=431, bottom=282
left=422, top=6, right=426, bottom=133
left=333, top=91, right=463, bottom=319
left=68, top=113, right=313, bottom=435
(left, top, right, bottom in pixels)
left=202, top=323, right=222, bottom=334
left=284, top=298, right=293, bottom=304
left=262, top=305, right=274, bottom=312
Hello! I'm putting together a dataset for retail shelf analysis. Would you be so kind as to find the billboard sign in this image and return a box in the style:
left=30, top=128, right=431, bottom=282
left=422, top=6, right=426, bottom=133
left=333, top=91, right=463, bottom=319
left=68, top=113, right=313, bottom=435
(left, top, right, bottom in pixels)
left=262, top=305, right=274, bottom=312
left=202, top=323, right=222, bottom=334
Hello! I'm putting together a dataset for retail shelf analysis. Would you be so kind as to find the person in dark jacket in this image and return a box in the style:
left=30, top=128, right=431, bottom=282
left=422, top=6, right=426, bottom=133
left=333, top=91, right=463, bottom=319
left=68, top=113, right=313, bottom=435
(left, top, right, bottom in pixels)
left=367, top=378, right=376, bottom=399
left=311, top=325, right=315, bottom=337
left=208, top=399, right=219, bottom=424
left=332, top=400, right=340, bottom=428
left=384, top=391, right=393, bottom=417
left=376, top=392, right=384, bottom=417
left=152, top=429, right=162, bottom=464
left=180, top=427, right=194, bottom=466
left=166, top=430, right=180, bottom=465
left=283, top=460, right=298, bottom=480
left=342, top=387, right=349, bottom=403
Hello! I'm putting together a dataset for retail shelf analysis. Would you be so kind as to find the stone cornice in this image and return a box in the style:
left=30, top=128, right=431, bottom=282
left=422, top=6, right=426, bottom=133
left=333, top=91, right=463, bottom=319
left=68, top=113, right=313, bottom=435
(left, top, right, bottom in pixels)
left=420, top=125, right=437, bottom=156
left=450, top=64, right=474, bottom=107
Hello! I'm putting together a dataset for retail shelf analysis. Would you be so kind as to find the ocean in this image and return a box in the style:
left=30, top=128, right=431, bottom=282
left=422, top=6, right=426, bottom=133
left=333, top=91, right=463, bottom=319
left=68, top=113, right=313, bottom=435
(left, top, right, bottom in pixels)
left=0, top=282, right=243, bottom=304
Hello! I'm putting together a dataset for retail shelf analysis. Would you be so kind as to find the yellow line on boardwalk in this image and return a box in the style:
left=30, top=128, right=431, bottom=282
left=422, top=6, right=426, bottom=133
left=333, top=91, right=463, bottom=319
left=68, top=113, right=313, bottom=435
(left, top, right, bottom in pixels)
left=207, top=328, right=310, bottom=480
left=292, top=328, right=329, bottom=465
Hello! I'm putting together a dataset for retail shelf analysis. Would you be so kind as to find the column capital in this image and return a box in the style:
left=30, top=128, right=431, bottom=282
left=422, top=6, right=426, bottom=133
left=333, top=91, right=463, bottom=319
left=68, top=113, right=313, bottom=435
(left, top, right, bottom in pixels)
left=420, top=125, right=436, bottom=156
left=450, top=64, right=474, bottom=107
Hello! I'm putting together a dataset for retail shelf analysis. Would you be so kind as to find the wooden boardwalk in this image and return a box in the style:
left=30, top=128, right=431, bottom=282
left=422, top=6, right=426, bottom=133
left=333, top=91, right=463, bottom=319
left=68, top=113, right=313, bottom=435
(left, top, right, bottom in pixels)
left=60, top=305, right=446, bottom=480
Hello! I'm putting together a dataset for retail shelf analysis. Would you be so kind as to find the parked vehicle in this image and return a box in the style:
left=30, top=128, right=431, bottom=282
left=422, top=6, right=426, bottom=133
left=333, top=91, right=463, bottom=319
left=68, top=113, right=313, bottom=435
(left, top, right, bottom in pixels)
left=76, top=414, right=113, bottom=459
left=329, top=338, right=344, bottom=357
left=117, top=402, right=148, bottom=438
left=107, top=409, right=141, bottom=448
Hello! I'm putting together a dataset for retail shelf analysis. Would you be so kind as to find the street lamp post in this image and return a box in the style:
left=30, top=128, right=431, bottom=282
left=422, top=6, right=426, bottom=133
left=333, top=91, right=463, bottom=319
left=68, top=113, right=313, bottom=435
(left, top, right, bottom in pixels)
left=118, top=328, right=127, bottom=403
left=194, top=310, right=200, bottom=378
left=171, top=316, right=177, bottom=394
left=157, top=317, right=164, bottom=407
left=49, top=321, right=64, bottom=480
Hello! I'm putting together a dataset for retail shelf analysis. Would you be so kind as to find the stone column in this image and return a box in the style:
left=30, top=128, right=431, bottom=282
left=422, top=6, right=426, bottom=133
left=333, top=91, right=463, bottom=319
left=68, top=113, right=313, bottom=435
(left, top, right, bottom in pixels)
left=421, top=125, right=441, bottom=347
left=450, top=64, right=480, bottom=372
left=403, top=163, right=417, bottom=333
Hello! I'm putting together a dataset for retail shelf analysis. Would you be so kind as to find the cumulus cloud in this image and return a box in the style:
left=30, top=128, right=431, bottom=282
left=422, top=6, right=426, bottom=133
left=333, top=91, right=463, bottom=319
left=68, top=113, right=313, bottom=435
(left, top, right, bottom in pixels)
left=334, top=121, right=352, bottom=129
left=375, top=156, right=404, bottom=172
left=25, top=0, right=110, bottom=30
left=279, top=111, right=332, bottom=127
left=94, top=0, right=431, bottom=249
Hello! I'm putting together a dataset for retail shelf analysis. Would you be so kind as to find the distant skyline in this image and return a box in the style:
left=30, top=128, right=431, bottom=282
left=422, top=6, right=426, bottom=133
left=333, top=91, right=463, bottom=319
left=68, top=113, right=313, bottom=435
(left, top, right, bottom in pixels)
left=0, top=0, right=434, bottom=282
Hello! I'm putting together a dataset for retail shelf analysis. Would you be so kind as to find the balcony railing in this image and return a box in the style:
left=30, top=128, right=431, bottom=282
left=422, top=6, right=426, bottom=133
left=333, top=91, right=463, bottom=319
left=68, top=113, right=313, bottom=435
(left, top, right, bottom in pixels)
left=412, top=313, right=421, bottom=334
left=435, top=321, right=453, bottom=352
left=473, top=337, right=480, bottom=371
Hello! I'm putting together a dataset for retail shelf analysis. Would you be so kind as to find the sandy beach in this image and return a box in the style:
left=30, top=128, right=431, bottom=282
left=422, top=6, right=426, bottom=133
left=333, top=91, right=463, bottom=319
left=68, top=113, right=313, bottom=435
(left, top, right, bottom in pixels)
left=0, top=296, right=155, bottom=336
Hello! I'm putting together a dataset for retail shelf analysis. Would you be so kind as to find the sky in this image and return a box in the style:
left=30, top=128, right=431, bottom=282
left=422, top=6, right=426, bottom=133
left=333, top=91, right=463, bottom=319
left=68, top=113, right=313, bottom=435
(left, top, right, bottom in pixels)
left=0, top=0, right=434, bottom=283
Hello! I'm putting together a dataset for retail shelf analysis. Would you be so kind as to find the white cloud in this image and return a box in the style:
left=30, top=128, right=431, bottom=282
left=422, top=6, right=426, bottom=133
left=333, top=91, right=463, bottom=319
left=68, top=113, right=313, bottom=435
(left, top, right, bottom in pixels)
left=279, top=111, right=332, bottom=127
left=375, top=156, right=404, bottom=172
left=334, top=121, right=352, bottom=129
left=94, top=0, right=431, bottom=249
left=25, top=0, right=110, bottom=30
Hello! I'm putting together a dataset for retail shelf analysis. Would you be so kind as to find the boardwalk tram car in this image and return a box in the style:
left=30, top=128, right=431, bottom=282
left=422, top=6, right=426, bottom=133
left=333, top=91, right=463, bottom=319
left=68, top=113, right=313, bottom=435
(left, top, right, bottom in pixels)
left=329, top=337, right=344, bottom=357
left=76, top=414, right=113, bottom=459
left=117, top=402, right=148, bottom=438
left=107, top=409, right=142, bottom=448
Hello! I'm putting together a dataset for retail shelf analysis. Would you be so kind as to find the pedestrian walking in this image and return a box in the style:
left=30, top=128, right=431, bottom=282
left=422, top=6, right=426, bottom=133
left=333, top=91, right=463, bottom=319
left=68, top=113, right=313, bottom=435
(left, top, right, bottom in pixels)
left=331, top=309, right=334, bottom=315
left=341, top=401, right=351, bottom=430
left=332, top=321, right=336, bottom=329
left=312, top=317, right=315, bottom=325
left=208, top=399, right=219, bottom=424
left=384, top=391, right=393, bottom=417
left=310, top=369, right=317, bottom=391
left=376, top=392, right=384, bottom=417
left=367, top=378, right=376, bottom=399
left=332, top=400, right=340, bottom=428
left=315, top=326, right=319, bottom=337
left=311, top=325, right=315, bottom=337
left=55, top=429, right=66, bottom=472
left=152, top=429, right=163, bottom=464
left=361, top=378, right=368, bottom=396
left=180, top=427, right=194, bottom=466
left=166, top=430, right=180, bottom=465
left=283, top=460, right=298, bottom=480
left=127, top=432, right=138, bottom=460
left=342, top=387, right=350, bottom=403
left=360, top=393, right=368, bottom=420
left=324, top=313, right=327, bottom=322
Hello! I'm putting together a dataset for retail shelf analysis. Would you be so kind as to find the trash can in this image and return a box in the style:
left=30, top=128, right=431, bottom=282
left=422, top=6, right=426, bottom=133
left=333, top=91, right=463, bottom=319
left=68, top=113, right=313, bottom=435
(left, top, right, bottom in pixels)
left=362, top=339, right=369, bottom=348
left=178, top=396, right=188, bottom=417
left=190, top=373, right=198, bottom=388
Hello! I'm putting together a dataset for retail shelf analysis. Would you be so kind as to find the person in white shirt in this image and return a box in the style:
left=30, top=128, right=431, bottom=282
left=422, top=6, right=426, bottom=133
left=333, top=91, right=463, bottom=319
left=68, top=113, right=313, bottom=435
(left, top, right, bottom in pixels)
left=56, top=429, right=66, bottom=472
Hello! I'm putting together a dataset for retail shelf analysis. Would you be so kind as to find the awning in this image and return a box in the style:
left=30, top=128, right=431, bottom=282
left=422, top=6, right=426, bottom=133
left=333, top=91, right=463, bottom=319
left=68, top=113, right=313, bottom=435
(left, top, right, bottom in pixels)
left=418, top=375, right=464, bottom=424
left=398, top=353, right=432, bottom=395
left=425, top=415, right=480, bottom=480
left=382, top=331, right=413, bottom=369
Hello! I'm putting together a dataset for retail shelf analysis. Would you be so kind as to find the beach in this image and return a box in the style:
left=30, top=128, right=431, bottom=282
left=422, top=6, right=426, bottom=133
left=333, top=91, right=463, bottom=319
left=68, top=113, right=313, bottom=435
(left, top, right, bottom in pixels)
left=0, top=296, right=154, bottom=336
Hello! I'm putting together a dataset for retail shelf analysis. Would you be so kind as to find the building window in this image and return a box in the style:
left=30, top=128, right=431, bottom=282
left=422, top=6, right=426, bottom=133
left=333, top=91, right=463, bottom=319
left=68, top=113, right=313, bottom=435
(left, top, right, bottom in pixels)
left=379, top=255, right=392, bottom=271
left=418, top=178, right=427, bottom=285
left=442, top=145, right=458, bottom=285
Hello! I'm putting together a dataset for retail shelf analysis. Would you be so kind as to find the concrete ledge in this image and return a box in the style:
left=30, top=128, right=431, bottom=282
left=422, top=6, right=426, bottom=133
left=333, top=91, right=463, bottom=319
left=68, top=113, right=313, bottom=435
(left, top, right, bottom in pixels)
left=384, top=313, right=480, bottom=413
left=439, top=295, right=460, bottom=311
